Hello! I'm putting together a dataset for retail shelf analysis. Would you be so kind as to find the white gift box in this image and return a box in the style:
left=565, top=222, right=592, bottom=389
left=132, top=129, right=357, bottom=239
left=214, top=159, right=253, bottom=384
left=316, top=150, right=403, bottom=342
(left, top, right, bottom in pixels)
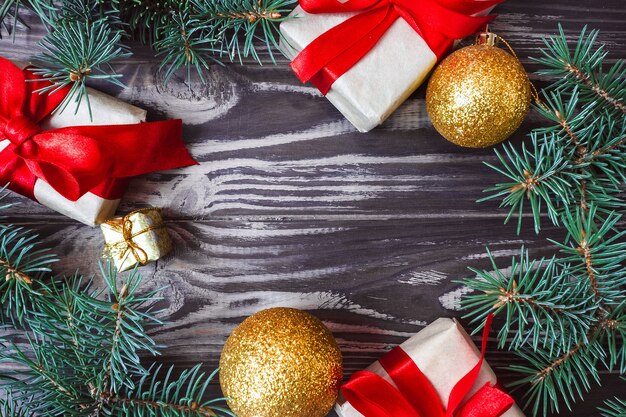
left=0, top=85, right=147, bottom=226
left=336, top=318, right=525, bottom=417
left=101, top=208, right=172, bottom=272
left=280, top=5, right=495, bottom=132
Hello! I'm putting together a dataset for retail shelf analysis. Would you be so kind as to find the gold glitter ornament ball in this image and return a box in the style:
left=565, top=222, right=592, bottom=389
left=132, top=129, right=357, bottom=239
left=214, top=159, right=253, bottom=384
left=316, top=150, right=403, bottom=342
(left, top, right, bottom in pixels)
left=219, top=307, right=343, bottom=417
left=426, top=44, right=531, bottom=148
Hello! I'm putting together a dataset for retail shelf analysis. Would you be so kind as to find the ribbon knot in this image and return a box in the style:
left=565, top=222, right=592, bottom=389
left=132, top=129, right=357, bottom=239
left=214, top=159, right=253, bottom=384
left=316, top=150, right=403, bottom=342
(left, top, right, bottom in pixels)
left=103, top=208, right=168, bottom=267
left=122, top=216, right=150, bottom=265
left=3, top=115, right=41, bottom=147
left=291, top=0, right=503, bottom=95
left=0, top=57, right=197, bottom=204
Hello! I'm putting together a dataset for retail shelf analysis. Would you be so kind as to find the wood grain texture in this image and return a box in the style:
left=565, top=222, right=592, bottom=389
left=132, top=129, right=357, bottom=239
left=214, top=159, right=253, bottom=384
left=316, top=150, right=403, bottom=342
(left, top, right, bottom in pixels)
left=1, top=0, right=625, bottom=415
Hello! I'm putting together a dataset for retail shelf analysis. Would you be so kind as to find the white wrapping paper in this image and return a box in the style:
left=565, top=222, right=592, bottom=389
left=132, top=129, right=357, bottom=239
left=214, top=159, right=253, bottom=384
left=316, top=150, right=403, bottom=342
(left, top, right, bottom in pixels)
left=0, top=79, right=147, bottom=226
left=335, top=318, right=525, bottom=417
left=281, top=6, right=436, bottom=132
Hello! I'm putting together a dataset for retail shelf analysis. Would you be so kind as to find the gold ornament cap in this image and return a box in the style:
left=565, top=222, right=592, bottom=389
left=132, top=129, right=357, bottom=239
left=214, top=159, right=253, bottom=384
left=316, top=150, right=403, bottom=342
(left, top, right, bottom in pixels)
left=219, top=307, right=343, bottom=417
left=426, top=36, right=531, bottom=148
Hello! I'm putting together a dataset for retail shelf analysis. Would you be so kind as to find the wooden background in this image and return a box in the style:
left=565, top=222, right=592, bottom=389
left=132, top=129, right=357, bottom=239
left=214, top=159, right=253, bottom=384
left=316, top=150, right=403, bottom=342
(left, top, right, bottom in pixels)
left=1, top=0, right=625, bottom=415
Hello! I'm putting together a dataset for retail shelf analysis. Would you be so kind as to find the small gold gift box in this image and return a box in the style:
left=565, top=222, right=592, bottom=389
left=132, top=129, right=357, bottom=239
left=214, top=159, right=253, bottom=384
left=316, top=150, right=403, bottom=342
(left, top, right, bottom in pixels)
left=101, top=208, right=172, bottom=272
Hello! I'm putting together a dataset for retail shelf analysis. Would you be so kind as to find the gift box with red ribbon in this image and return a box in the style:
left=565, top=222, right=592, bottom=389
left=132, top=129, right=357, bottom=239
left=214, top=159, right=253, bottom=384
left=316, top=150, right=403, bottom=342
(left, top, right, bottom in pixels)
left=336, top=315, right=525, bottom=417
left=280, top=0, right=502, bottom=132
left=0, top=58, right=197, bottom=226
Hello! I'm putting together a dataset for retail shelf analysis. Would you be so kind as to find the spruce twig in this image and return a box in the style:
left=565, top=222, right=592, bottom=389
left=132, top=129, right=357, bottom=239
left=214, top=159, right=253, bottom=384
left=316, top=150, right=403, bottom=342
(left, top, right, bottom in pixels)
left=1, top=0, right=296, bottom=112
left=461, top=25, right=626, bottom=415
left=0, top=202, right=231, bottom=416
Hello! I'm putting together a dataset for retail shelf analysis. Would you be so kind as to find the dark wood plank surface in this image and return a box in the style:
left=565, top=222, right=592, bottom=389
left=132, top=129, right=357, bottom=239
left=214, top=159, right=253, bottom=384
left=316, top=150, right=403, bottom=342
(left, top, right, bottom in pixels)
left=1, top=0, right=625, bottom=415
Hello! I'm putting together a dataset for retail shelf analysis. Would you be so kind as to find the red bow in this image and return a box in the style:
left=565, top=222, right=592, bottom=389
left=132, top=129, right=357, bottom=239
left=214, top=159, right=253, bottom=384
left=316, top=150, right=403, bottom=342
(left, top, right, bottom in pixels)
left=342, top=315, right=515, bottom=417
left=290, top=0, right=502, bottom=94
left=0, top=57, right=197, bottom=202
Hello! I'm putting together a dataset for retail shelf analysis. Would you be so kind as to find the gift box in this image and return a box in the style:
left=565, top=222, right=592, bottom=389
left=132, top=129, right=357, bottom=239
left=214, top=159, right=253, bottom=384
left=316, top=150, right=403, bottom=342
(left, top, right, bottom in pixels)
left=336, top=316, right=525, bottom=417
left=0, top=58, right=196, bottom=226
left=280, top=0, right=501, bottom=132
left=101, top=208, right=172, bottom=272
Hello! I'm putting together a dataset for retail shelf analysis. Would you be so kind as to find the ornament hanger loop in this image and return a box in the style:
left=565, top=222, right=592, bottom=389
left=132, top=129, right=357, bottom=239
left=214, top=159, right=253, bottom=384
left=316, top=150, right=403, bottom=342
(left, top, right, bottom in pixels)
left=476, top=27, right=544, bottom=106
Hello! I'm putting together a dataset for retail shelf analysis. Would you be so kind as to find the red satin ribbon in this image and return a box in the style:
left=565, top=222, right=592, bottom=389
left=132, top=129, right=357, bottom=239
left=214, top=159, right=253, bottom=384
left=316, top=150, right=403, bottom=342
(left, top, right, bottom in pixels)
left=342, top=314, right=515, bottom=417
left=0, top=57, right=197, bottom=202
left=290, top=0, right=503, bottom=95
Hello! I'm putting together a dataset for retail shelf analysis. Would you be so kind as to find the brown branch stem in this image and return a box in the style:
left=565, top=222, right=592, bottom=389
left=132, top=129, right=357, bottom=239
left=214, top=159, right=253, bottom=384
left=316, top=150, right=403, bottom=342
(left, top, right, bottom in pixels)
left=216, top=1, right=281, bottom=23
left=0, top=257, right=33, bottom=285
left=565, top=63, right=626, bottom=115
left=34, top=363, right=75, bottom=397
left=490, top=282, right=564, bottom=313
left=100, top=284, right=129, bottom=393
left=533, top=317, right=618, bottom=384
left=591, top=136, right=626, bottom=159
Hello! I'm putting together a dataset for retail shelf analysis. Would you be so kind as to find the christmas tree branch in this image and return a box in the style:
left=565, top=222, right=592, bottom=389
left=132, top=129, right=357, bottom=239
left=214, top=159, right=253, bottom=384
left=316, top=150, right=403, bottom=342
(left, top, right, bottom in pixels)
left=600, top=396, right=626, bottom=417
left=100, top=283, right=131, bottom=395
left=564, top=63, right=626, bottom=115
left=0, top=258, right=33, bottom=285
left=107, top=394, right=218, bottom=416
left=2, top=0, right=297, bottom=112
left=465, top=25, right=626, bottom=415
left=107, top=365, right=234, bottom=417
left=215, top=7, right=282, bottom=22
left=0, top=191, right=234, bottom=416
left=531, top=315, right=619, bottom=384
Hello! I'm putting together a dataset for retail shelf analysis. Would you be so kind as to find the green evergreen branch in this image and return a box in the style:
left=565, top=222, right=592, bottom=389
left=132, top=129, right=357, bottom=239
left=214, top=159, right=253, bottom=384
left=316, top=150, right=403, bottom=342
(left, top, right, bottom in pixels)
left=600, top=394, right=626, bottom=417
left=193, top=0, right=296, bottom=64
left=459, top=248, right=597, bottom=354
left=0, top=394, right=35, bottom=417
left=509, top=337, right=604, bottom=416
left=0, top=0, right=48, bottom=38
left=533, top=25, right=626, bottom=117
left=153, top=8, right=218, bottom=85
left=1, top=0, right=296, bottom=113
left=0, top=224, right=57, bottom=322
left=106, top=364, right=235, bottom=417
left=464, top=25, right=626, bottom=416
left=30, top=17, right=130, bottom=116
left=479, top=139, right=576, bottom=233
left=0, top=198, right=230, bottom=416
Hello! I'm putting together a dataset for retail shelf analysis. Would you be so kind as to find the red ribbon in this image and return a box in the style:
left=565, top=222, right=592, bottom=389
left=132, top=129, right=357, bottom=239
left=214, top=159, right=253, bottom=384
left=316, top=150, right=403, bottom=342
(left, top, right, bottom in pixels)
left=290, top=0, right=503, bottom=95
left=342, top=315, right=515, bottom=417
left=0, top=57, right=197, bottom=202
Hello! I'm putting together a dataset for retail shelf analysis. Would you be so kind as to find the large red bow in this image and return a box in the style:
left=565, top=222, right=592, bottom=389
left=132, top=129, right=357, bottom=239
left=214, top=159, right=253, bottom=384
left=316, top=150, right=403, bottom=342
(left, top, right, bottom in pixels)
left=0, top=57, right=196, bottom=202
left=342, top=315, right=515, bottom=417
left=290, top=0, right=503, bottom=94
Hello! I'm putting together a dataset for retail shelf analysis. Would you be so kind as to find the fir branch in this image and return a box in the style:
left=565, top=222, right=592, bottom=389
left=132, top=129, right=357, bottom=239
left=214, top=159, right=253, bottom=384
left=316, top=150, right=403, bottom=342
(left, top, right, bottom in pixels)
left=479, top=138, right=576, bottom=233
left=0, top=191, right=230, bottom=417
left=0, top=224, right=57, bottom=322
left=0, top=394, right=34, bottom=417
left=82, top=263, right=163, bottom=396
left=564, top=61, right=626, bottom=115
left=153, top=8, right=218, bottom=85
left=0, top=258, right=231, bottom=416
left=0, top=0, right=47, bottom=38
left=459, top=248, right=597, bottom=354
left=105, top=365, right=234, bottom=417
left=30, top=17, right=130, bottom=116
left=534, top=25, right=626, bottom=117
left=600, top=396, right=626, bottom=417
left=193, top=0, right=296, bottom=64
left=466, top=25, right=626, bottom=416
left=1, top=0, right=297, bottom=112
